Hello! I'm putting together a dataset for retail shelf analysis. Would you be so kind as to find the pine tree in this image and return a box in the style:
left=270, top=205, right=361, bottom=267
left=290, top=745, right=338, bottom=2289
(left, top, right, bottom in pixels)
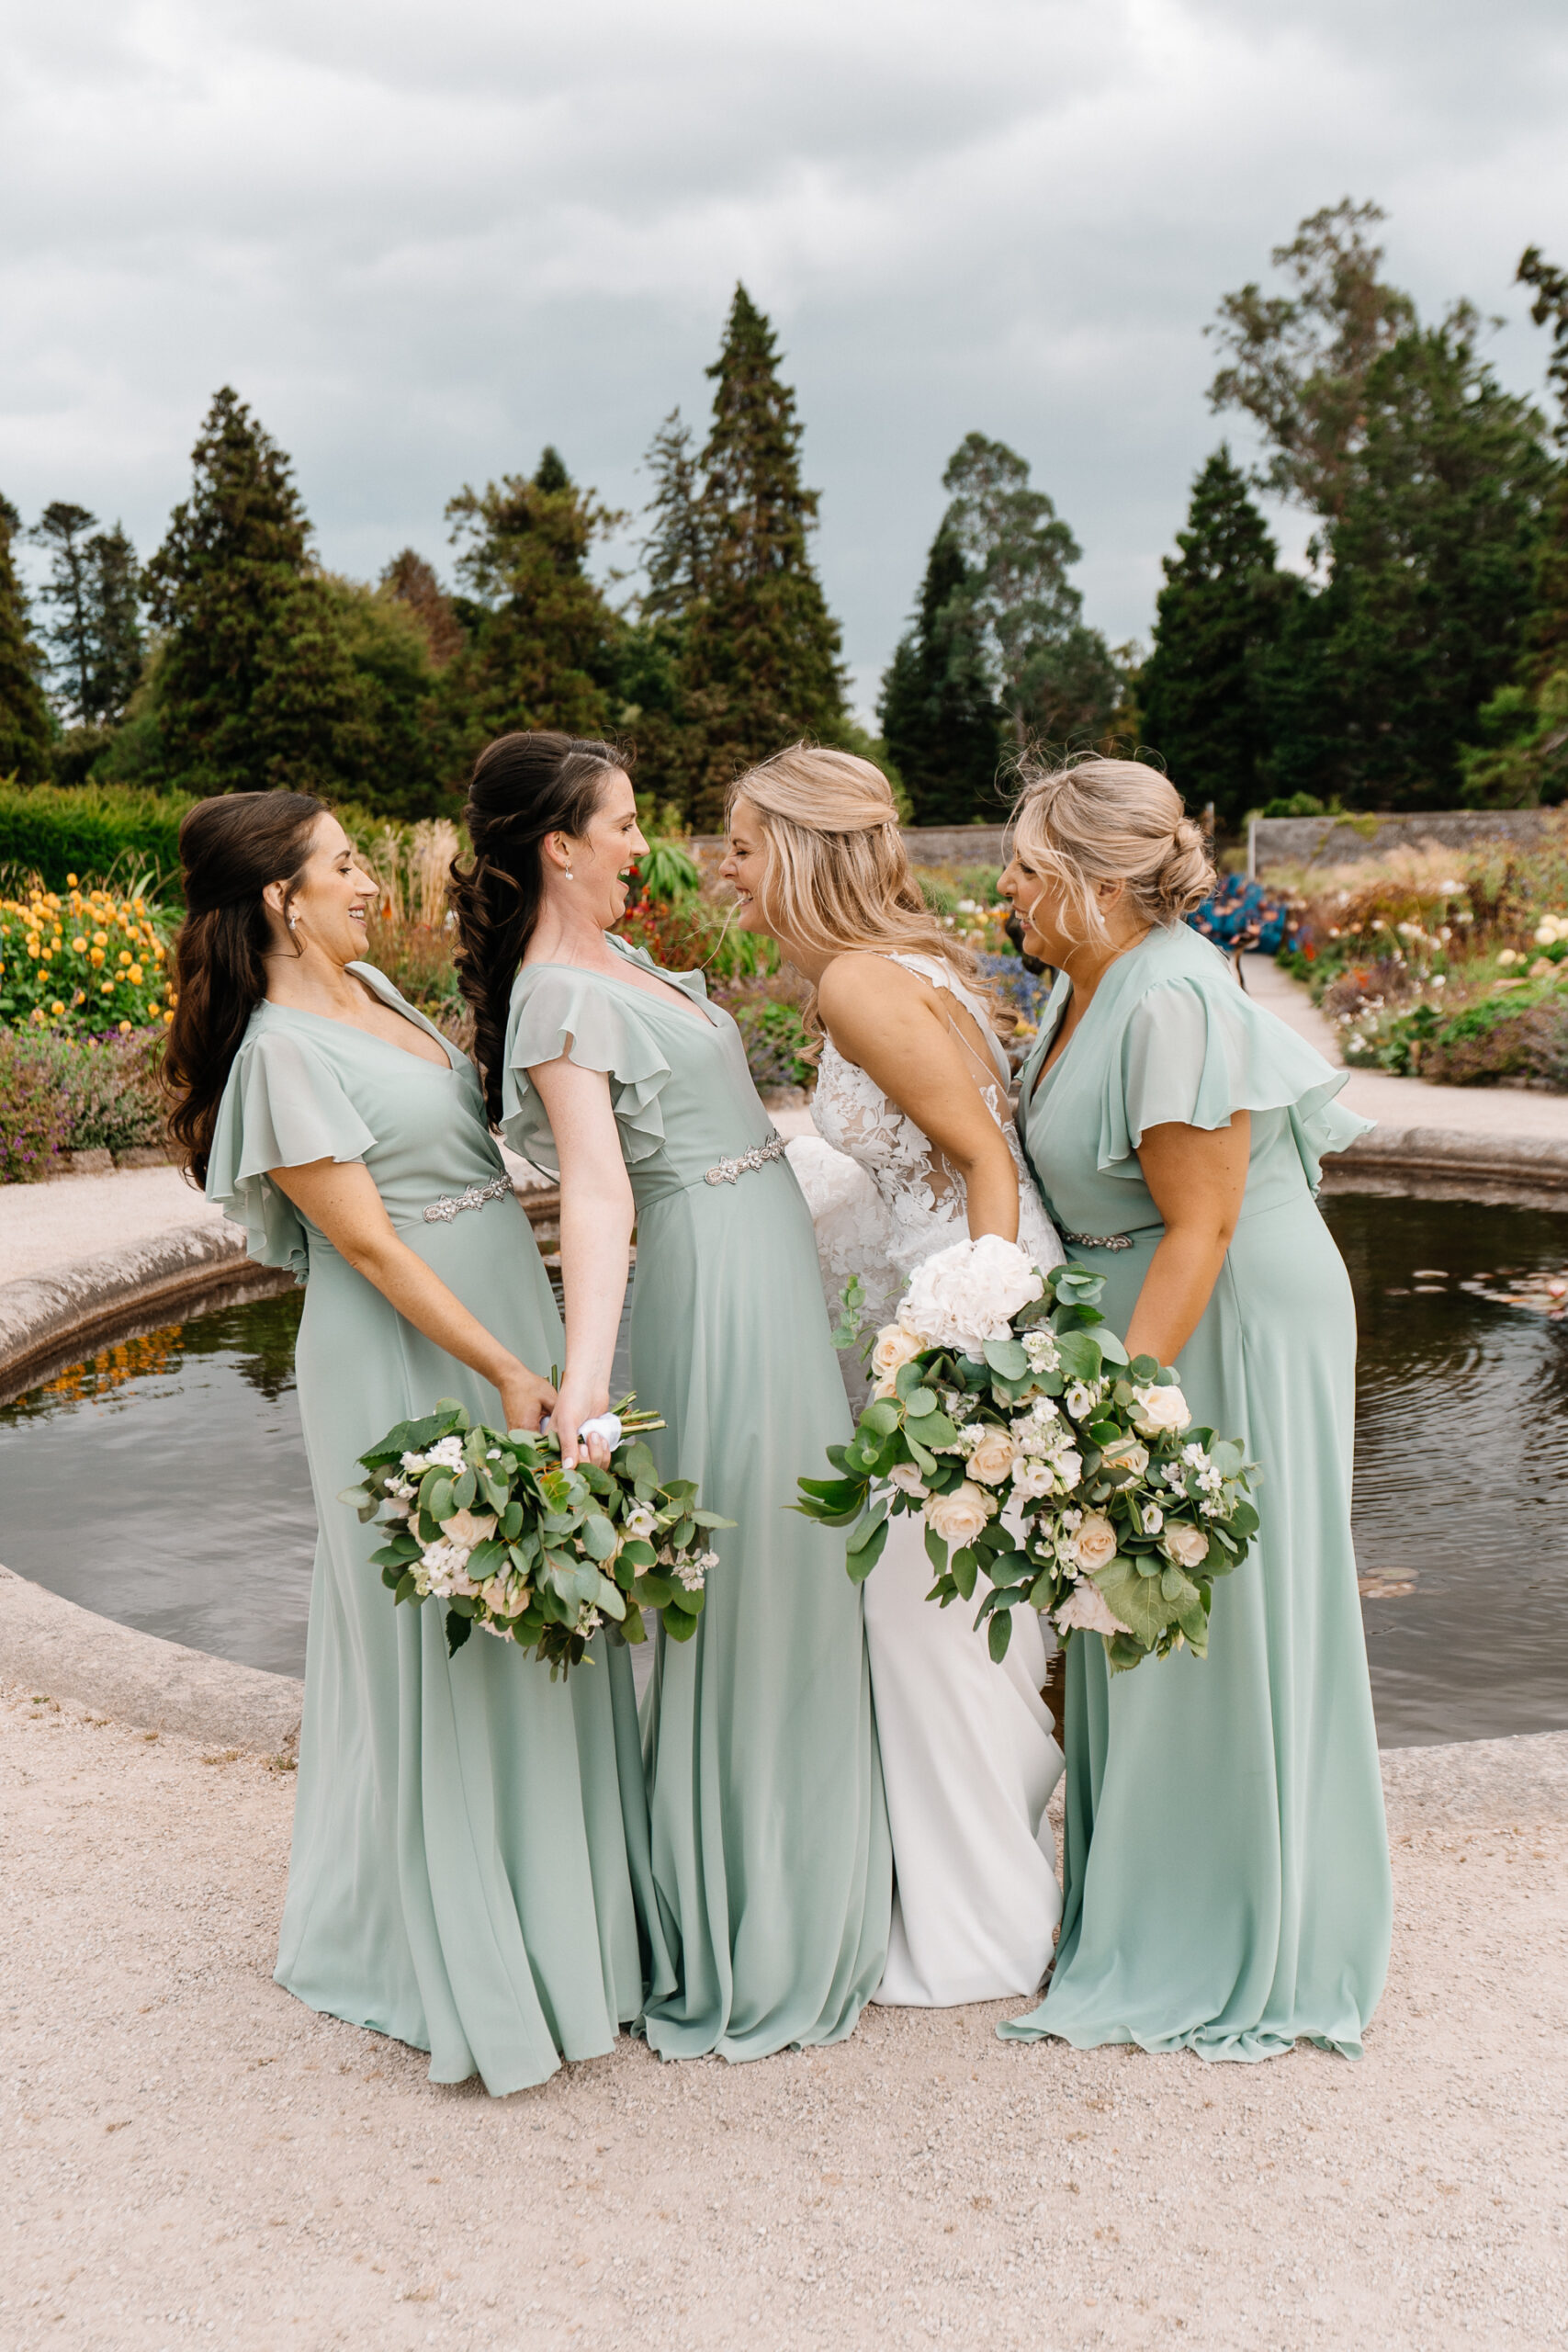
left=145, top=387, right=313, bottom=791
left=0, top=494, right=52, bottom=780
left=679, top=285, right=848, bottom=829
left=878, top=521, right=1004, bottom=824
left=379, top=548, right=463, bottom=669
left=1140, top=449, right=1286, bottom=827
left=31, top=503, right=98, bottom=722
left=440, top=447, right=622, bottom=759
left=85, top=524, right=145, bottom=724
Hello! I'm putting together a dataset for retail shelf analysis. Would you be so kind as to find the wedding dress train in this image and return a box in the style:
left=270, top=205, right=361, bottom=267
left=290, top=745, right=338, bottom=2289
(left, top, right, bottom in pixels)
left=787, top=953, right=1067, bottom=2007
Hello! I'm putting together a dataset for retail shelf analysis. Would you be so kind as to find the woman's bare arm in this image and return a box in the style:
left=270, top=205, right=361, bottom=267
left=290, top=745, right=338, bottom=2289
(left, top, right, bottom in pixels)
left=269, top=1159, right=557, bottom=1431
left=818, top=956, right=1021, bottom=1242
left=528, top=1056, right=635, bottom=1469
left=1122, top=1114, right=1251, bottom=1367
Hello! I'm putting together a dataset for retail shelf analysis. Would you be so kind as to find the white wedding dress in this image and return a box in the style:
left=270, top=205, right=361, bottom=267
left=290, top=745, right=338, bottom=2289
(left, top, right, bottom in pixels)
left=786, top=952, right=1066, bottom=2007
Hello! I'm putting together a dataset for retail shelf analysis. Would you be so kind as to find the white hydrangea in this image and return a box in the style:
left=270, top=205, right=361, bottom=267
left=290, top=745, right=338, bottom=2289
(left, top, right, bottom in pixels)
left=898, top=1235, right=1045, bottom=1357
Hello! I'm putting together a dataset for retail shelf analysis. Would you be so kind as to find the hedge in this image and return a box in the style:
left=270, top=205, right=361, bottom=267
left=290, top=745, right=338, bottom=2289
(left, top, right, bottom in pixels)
left=0, top=784, right=197, bottom=897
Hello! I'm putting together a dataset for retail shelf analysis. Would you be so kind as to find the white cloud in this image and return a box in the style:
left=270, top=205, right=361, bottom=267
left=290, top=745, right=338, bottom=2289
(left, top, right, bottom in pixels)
left=4, top=0, right=1566, bottom=713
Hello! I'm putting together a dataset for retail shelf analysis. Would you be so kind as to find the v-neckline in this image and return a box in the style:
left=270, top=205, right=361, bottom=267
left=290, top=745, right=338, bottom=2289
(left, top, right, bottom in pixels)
left=263, top=967, right=462, bottom=1073
left=526, top=943, right=718, bottom=1031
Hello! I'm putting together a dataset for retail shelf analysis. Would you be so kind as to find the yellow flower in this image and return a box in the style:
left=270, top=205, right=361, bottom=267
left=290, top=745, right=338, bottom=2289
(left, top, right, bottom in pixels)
left=100, top=980, right=114, bottom=995
left=128, top=963, right=143, bottom=983
left=67, top=872, right=79, bottom=887
left=30, top=1006, right=46, bottom=1025
left=118, top=1020, right=132, bottom=1035
left=89, top=947, right=105, bottom=967
left=73, top=936, right=87, bottom=953
left=148, top=998, right=161, bottom=1014
left=92, top=931, right=107, bottom=947
left=51, top=1000, right=64, bottom=1016
left=27, top=938, right=39, bottom=957
left=163, top=1009, right=175, bottom=1025
left=118, top=950, right=132, bottom=967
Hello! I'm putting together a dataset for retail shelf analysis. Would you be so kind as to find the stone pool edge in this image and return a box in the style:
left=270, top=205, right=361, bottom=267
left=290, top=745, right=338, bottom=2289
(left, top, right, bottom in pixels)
left=0, top=1216, right=259, bottom=1396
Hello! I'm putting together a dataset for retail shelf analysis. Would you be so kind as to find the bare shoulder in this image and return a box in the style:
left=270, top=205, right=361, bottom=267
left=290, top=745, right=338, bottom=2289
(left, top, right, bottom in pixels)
left=817, top=952, right=935, bottom=1027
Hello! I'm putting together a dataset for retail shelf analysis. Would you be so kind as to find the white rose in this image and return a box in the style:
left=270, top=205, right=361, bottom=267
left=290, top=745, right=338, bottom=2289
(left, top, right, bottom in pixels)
left=1055, top=1580, right=1133, bottom=1638
left=443, top=1507, right=498, bottom=1550
left=923, top=1481, right=993, bottom=1549
left=871, top=1323, right=924, bottom=1383
left=1054, top=1447, right=1083, bottom=1488
left=1131, top=1383, right=1191, bottom=1437
left=898, top=1235, right=1045, bottom=1357
left=887, top=1461, right=931, bottom=1498
left=1161, top=1522, right=1211, bottom=1569
left=1069, top=1512, right=1119, bottom=1573
left=965, top=1428, right=1021, bottom=1487
left=1100, top=1438, right=1149, bottom=1479
left=1011, top=1458, right=1057, bottom=1501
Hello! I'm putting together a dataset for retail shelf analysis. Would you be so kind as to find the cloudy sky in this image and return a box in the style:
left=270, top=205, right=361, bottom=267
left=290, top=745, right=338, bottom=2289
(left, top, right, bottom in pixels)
left=5, top=0, right=1567, bottom=715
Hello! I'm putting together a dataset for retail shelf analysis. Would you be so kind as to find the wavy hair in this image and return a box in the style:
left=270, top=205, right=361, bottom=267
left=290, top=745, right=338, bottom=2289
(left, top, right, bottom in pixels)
left=1008, top=754, right=1213, bottom=944
left=728, top=744, right=980, bottom=1026
left=448, top=729, right=626, bottom=1123
left=163, top=792, right=326, bottom=1184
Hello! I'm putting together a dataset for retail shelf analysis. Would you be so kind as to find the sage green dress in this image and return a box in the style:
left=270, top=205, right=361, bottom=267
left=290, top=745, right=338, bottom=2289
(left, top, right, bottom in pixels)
left=1000, top=923, right=1392, bottom=2060
left=502, top=936, right=891, bottom=2061
left=207, top=963, right=665, bottom=2097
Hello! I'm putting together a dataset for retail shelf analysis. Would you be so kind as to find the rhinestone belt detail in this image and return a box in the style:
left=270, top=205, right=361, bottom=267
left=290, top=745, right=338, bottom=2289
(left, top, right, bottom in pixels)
left=423, top=1172, right=512, bottom=1225
left=1062, top=1228, right=1134, bottom=1251
left=703, top=1132, right=786, bottom=1187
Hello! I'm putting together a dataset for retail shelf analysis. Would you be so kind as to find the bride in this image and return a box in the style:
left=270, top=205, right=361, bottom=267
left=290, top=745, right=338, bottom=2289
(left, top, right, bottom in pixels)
left=719, top=744, right=1066, bottom=2007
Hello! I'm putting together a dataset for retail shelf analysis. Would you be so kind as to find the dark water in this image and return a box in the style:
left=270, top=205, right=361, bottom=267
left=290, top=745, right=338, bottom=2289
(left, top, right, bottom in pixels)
left=2, top=1203, right=1566, bottom=1744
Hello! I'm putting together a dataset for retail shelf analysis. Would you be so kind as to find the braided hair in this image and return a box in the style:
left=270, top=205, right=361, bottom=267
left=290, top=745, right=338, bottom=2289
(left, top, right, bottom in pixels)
left=448, top=731, right=626, bottom=1124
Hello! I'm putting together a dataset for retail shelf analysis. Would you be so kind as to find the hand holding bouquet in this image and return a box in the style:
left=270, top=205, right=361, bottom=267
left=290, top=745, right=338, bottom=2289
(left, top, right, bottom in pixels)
left=342, top=1396, right=733, bottom=1678
left=796, top=1237, right=1258, bottom=1674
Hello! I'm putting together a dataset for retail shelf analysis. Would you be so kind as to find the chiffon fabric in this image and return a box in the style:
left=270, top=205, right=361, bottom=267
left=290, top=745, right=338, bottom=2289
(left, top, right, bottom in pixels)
left=502, top=936, right=891, bottom=2061
left=208, top=964, right=665, bottom=2096
left=999, top=922, right=1393, bottom=2061
left=787, top=950, right=1065, bottom=2005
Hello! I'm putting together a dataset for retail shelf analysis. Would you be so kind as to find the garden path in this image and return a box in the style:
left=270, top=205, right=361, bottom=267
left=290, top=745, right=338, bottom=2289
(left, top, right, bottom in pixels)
left=1244, top=954, right=1568, bottom=1141
left=3, top=1681, right=1562, bottom=2351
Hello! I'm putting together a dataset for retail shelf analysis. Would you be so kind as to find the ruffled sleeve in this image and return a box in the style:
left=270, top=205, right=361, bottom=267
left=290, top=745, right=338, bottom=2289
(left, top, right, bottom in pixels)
left=500, top=967, right=672, bottom=1178
left=207, top=1028, right=378, bottom=1279
left=1100, top=972, right=1372, bottom=1195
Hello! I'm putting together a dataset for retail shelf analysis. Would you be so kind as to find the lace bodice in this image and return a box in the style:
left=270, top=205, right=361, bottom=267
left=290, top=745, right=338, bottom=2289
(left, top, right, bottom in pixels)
left=787, top=953, right=1063, bottom=1402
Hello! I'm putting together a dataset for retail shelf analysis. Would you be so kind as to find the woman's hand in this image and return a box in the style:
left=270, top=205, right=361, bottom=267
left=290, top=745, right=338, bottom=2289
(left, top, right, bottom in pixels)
left=496, top=1358, right=558, bottom=1436
left=550, top=1374, right=614, bottom=1471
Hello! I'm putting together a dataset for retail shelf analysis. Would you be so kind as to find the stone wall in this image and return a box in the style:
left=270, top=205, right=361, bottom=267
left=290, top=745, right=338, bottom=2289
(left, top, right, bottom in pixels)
left=690, top=825, right=1010, bottom=865
left=1251, top=809, right=1563, bottom=875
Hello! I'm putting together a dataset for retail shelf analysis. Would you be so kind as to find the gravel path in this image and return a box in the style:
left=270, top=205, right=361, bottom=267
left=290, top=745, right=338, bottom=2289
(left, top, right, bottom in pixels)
left=4, top=1682, right=1564, bottom=2351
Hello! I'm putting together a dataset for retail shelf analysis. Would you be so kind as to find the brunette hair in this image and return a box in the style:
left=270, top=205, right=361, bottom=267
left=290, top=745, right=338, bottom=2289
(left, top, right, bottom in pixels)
left=163, top=791, right=326, bottom=1183
left=448, top=729, right=626, bottom=1122
left=1009, top=755, right=1213, bottom=943
left=728, top=743, right=983, bottom=1026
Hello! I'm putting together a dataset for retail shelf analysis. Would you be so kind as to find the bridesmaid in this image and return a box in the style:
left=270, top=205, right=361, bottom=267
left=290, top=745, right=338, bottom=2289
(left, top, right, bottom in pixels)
left=449, top=730, right=891, bottom=2061
left=997, top=756, right=1392, bottom=2061
left=164, top=790, right=663, bottom=2095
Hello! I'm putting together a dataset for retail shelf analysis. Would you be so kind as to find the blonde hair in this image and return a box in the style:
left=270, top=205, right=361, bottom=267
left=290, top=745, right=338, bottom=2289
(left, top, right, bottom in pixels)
left=728, top=744, right=981, bottom=1022
left=1009, top=754, right=1213, bottom=944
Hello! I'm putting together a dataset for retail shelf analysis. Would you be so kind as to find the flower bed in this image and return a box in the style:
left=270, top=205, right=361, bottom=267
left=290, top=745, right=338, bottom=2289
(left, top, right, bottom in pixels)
left=0, top=1028, right=167, bottom=1182
left=1, top=879, right=175, bottom=1035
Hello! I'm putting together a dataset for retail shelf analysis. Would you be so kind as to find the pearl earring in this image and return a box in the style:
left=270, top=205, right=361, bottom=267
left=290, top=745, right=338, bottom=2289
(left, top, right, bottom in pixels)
left=565, top=868, right=575, bottom=882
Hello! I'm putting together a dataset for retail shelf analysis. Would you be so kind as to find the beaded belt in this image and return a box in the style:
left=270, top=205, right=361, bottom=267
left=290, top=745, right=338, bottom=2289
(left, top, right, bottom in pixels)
left=1061, top=1228, right=1135, bottom=1251
left=703, top=1131, right=786, bottom=1188
left=423, top=1172, right=512, bottom=1224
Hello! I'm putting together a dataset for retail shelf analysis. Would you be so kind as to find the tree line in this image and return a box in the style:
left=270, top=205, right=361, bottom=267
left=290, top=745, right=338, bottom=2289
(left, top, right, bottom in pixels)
left=2, top=211, right=1566, bottom=832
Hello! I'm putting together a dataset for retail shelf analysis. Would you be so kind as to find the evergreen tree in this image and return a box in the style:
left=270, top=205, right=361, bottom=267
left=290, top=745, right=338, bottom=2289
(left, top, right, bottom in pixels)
left=678, top=285, right=848, bottom=829
left=878, top=520, right=1004, bottom=823
left=84, top=524, right=145, bottom=725
left=31, top=503, right=98, bottom=722
left=440, top=447, right=622, bottom=758
left=145, top=387, right=313, bottom=791
left=1517, top=245, right=1568, bottom=686
left=1140, top=449, right=1286, bottom=826
left=379, top=548, right=463, bottom=669
left=0, top=494, right=52, bottom=780
left=28, top=503, right=144, bottom=742
left=639, top=410, right=706, bottom=623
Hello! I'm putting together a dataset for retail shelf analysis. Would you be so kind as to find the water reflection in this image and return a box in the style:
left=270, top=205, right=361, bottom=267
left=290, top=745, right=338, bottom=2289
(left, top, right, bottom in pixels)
left=2, top=1207, right=1566, bottom=1745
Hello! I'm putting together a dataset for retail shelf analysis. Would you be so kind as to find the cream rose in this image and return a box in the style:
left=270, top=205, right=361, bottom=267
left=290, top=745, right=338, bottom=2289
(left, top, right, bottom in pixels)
left=1161, top=1522, right=1211, bottom=1570
left=444, top=1507, right=498, bottom=1550
left=887, top=1461, right=931, bottom=1499
left=871, top=1323, right=924, bottom=1383
left=1069, top=1512, right=1119, bottom=1573
left=1131, top=1382, right=1191, bottom=1437
left=923, top=1481, right=993, bottom=1549
left=1055, top=1580, right=1132, bottom=1638
left=965, top=1428, right=1021, bottom=1487
left=1100, top=1438, right=1149, bottom=1479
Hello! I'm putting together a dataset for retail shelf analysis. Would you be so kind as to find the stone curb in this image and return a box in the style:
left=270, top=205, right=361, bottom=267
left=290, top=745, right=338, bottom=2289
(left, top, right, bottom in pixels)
left=1336, top=1125, right=1568, bottom=1190
left=0, top=1216, right=256, bottom=1393
left=0, top=1564, right=303, bottom=1756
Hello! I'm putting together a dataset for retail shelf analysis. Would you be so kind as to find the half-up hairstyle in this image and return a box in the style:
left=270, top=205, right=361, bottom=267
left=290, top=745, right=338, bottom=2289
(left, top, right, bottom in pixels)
left=449, top=730, right=626, bottom=1122
left=728, top=744, right=981, bottom=1028
left=163, top=791, right=326, bottom=1183
left=1008, top=755, right=1213, bottom=945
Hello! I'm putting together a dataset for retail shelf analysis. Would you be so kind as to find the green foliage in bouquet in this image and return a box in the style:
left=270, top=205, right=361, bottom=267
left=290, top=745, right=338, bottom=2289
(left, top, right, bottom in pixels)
left=796, top=1258, right=1259, bottom=1674
left=342, top=1397, right=733, bottom=1679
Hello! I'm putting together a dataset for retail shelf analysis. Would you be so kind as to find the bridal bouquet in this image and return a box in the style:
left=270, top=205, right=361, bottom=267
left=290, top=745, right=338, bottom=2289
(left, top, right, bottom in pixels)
left=796, top=1237, right=1258, bottom=1673
left=342, top=1397, right=732, bottom=1678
